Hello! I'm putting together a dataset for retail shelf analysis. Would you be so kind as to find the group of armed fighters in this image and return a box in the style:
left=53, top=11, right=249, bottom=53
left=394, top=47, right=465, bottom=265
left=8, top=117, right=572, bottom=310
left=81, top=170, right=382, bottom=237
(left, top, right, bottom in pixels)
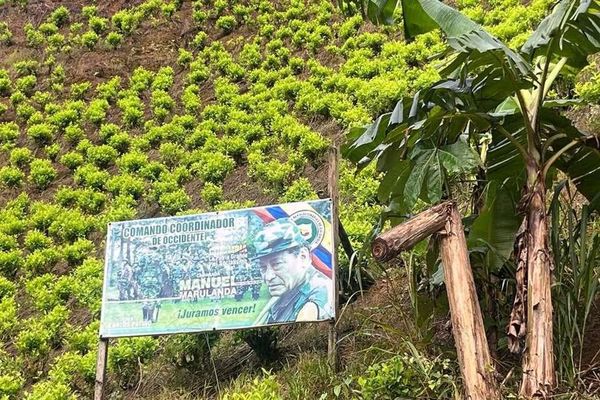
left=116, top=245, right=263, bottom=323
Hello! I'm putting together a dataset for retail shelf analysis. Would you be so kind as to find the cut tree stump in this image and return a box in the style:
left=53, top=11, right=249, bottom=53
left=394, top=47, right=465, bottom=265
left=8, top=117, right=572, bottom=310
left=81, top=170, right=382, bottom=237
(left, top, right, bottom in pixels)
left=372, top=201, right=499, bottom=400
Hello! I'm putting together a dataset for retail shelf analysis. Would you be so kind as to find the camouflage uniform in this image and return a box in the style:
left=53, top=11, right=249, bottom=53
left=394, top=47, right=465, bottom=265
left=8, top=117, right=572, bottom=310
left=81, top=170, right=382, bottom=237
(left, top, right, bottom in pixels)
left=137, top=254, right=163, bottom=323
left=117, top=261, right=134, bottom=300
left=251, top=218, right=332, bottom=325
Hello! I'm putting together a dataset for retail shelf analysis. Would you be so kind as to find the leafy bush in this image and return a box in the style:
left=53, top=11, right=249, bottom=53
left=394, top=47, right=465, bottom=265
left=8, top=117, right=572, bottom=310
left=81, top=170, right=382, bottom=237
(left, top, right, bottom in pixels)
left=0, top=276, right=15, bottom=300
left=23, top=247, right=62, bottom=275
left=280, top=178, right=318, bottom=202
left=117, top=93, right=144, bottom=127
left=201, top=182, right=223, bottom=206
left=9, top=147, right=32, bottom=167
left=109, top=337, right=158, bottom=385
left=216, top=15, right=237, bottom=32
left=158, top=189, right=190, bottom=215
left=59, top=151, right=84, bottom=170
left=48, top=209, right=93, bottom=242
left=0, top=166, right=25, bottom=187
left=191, top=151, right=235, bottom=183
left=49, top=6, right=69, bottom=27
left=84, top=98, right=109, bottom=125
left=106, top=31, right=123, bottom=48
left=151, top=66, right=174, bottom=91
left=74, top=164, right=110, bottom=189
left=24, top=380, right=76, bottom=400
left=0, top=22, right=12, bottom=45
left=24, top=230, right=53, bottom=251
left=222, top=370, right=281, bottom=400
left=86, top=144, right=118, bottom=167
left=64, top=125, right=85, bottom=144
left=0, top=297, right=17, bottom=339
left=0, top=122, right=19, bottom=145
left=29, top=159, right=57, bottom=189
left=106, top=174, right=145, bottom=198
left=0, top=349, right=24, bottom=397
left=356, top=352, right=457, bottom=400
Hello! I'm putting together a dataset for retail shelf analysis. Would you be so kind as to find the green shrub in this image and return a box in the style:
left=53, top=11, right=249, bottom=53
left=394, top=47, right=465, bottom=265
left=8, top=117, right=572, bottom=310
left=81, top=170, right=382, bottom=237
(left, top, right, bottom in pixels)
left=25, top=273, right=63, bottom=311
left=0, top=166, right=25, bottom=187
left=29, top=159, right=57, bottom=189
left=0, top=22, right=12, bottom=45
left=192, top=31, right=208, bottom=48
left=23, top=247, right=62, bottom=275
left=49, top=6, right=69, bottom=27
left=24, top=230, right=53, bottom=251
left=69, top=257, right=103, bottom=312
left=357, top=352, right=457, bottom=400
left=45, top=143, right=60, bottom=161
left=74, top=164, right=110, bottom=189
left=106, top=31, right=123, bottom=48
left=117, top=93, right=144, bottom=127
left=0, top=349, right=24, bottom=397
left=64, top=124, right=85, bottom=144
left=201, top=182, right=223, bottom=207
left=59, top=151, right=84, bottom=170
left=106, top=174, right=145, bottom=198
left=48, top=351, right=96, bottom=390
left=9, top=147, right=31, bottom=168
left=158, top=189, right=190, bottom=215
left=129, top=66, right=154, bottom=92
left=86, top=144, right=118, bottom=167
left=88, top=16, right=108, bottom=34
left=48, top=209, right=93, bottom=242
left=109, top=337, right=158, bottom=384
left=222, top=370, right=281, bottom=400
left=0, top=122, right=19, bottom=144
left=84, top=98, right=109, bottom=125
left=216, top=15, right=237, bottom=32
left=280, top=178, right=318, bottom=202
left=191, top=151, right=235, bottom=183
left=151, top=66, right=174, bottom=91
left=96, top=76, right=121, bottom=101
left=25, top=380, right=76, bottom=400
left=24, top=23, right=44, bottom=47
left=177, top=48, right=193, bottom=65
left=66, top=321, right=99, bottom=354
left=107, top=131, right=131, bottom=153
left=62, top=238, right=94, bottom=266
left=181, top=84, right=201, bottom=113
left=0, top=276, right=15, bottom=300
left=117, top=151, right=148, bottom=173
left=0, top=296, right=17, bottom=339
left=158, top=142, right=184, bottom=167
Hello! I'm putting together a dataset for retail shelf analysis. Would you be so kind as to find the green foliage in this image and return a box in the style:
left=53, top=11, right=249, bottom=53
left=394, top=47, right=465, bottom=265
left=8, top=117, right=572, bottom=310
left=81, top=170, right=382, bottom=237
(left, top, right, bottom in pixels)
left=201, top=182, right=224, bottom=206
left=216, top=15, right=237, bottom=32
left=29, top=159, right=57, bottom=189
left=0, top=166, right=25, bottom=188
left=0, top=22, right=12, bottom=45
left=222, top=370, right=281, bottom=400
left=109, top=337, right=158, bottom=383
left=191, top=151, right=235, bottom=183
left=356, top=351, right=457, bottom=399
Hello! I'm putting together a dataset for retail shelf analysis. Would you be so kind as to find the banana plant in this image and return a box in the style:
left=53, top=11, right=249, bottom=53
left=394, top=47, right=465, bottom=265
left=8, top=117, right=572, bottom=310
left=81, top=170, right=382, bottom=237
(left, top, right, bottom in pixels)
left=341, top=0, right=600, bottom=397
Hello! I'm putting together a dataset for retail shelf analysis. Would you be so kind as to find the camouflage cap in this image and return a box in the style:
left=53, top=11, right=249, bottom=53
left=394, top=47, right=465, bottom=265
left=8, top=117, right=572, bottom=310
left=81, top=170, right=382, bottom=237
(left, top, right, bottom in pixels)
left=250, top=218, right=308, bottom=260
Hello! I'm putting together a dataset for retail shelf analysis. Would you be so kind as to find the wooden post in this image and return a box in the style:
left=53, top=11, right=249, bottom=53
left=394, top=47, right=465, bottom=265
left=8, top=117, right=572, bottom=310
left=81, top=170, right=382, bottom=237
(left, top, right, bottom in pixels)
left=438, top=204, right=499, bottom=400
left=327, top=146, right=340, bottom=372
left=94, top=337, right=109, bottom=400
left=371, top=202, right=499, bottom=399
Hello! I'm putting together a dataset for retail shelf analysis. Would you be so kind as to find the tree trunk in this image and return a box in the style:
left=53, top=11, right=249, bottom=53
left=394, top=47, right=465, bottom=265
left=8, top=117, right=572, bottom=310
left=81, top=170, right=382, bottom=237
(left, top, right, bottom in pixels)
left=372, top=202, right=499, bottom=399
left=520, top=177, right=555, bottom=398
left=439, top=205, right=500, bottom=400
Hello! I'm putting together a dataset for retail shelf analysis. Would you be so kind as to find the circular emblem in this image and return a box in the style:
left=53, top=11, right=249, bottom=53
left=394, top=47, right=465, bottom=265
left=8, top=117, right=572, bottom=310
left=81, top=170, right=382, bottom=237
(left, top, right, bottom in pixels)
left=290, top=210, right=325, bottom=250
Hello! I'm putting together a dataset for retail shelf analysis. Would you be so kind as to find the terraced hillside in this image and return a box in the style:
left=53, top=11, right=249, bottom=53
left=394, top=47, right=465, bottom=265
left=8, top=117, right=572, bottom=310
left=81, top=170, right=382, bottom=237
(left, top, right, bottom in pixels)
left=0, top=0, right=585, bottom=398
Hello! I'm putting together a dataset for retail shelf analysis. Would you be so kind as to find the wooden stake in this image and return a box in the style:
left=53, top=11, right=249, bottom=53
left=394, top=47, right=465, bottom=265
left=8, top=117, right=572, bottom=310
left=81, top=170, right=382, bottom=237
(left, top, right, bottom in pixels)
left=94, top=338, right=109, bottom=400
left=327, top=146, right=340, bottom=372
left=438, top=204, right=499, bottom=400
left=371, top=202, right=451, bottom=262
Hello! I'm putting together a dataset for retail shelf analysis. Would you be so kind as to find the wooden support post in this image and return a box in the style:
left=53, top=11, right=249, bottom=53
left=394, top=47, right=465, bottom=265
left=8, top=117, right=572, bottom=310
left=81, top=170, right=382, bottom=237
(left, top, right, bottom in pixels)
left=371, top=202, right=499, bottom=399
left=94, top=337, right=109, bottom=400
left=327, top=146, right=340, bottom=372
left=438, top=204, right=499, bottom=400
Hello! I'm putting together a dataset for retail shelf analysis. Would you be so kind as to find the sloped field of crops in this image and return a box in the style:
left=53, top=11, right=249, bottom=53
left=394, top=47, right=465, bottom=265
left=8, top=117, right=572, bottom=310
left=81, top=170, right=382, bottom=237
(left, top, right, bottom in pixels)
left=0, top=0, right=560, bottom=398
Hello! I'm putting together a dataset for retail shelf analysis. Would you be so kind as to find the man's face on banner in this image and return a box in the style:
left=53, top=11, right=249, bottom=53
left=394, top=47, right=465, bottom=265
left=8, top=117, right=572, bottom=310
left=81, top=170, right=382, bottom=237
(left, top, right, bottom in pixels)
left=259, top=247, right=309, bottom=296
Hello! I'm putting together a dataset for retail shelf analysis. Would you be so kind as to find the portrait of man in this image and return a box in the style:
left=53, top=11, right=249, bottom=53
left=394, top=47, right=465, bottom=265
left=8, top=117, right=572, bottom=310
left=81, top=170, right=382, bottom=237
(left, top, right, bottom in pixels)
left=251, top=218, right=333, bottom=325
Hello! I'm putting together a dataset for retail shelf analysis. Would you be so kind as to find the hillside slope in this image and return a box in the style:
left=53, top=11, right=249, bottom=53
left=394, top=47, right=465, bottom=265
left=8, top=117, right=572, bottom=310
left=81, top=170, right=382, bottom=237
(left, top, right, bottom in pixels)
left=0, top=0, right=576, bottom=398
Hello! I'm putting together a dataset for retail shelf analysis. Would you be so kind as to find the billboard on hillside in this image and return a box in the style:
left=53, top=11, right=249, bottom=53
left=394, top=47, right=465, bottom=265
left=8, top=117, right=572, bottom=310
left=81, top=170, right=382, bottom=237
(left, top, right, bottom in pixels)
left=99, top=199, right=335, bottom=338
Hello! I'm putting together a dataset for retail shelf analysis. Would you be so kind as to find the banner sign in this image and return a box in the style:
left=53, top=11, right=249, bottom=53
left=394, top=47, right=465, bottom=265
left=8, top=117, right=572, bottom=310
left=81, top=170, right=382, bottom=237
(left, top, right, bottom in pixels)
left=99, top=199, right=335, bottom=338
